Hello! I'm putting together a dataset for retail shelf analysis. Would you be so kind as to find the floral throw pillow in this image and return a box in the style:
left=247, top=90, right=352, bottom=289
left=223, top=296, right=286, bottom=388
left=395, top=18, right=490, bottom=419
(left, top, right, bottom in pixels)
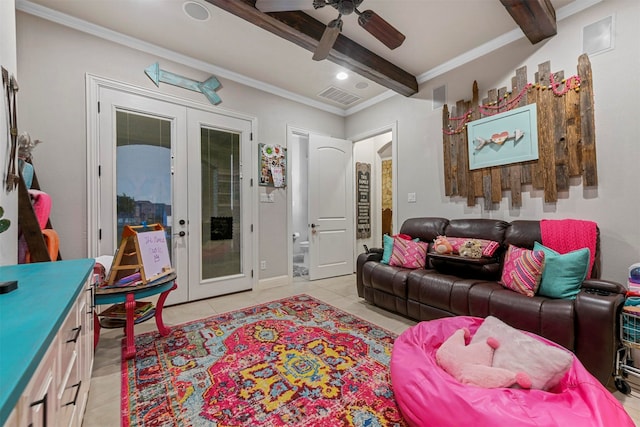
left=500, top=245, right=545, bottom=297
left=389, top=237, right=428, bottom=269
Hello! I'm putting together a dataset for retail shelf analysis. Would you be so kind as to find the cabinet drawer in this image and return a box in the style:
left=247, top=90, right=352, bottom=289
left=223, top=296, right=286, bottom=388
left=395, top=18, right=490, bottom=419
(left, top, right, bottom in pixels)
left=57, top=351, right=80, bottom=427
left=59, top=303, right=80, bottom=370
left=23, top=357, right=55, bottom=427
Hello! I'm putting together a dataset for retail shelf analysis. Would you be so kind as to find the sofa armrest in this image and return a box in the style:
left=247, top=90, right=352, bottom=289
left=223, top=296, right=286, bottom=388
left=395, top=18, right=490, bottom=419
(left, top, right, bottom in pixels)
left=574, top=285, right=625, bottom=386
left=582, top=279, right=627, bottom=295
left=357, top=251, right=382, bottom=297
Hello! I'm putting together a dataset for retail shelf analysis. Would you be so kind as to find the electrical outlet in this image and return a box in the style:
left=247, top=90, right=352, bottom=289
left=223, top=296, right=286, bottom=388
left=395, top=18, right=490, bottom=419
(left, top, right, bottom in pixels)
left=260, top=260, right=267, bottom=270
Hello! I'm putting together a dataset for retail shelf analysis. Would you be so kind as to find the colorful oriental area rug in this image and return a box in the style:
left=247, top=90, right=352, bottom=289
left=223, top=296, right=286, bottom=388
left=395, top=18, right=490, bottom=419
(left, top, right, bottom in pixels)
left=121, top=294, right=407, bottom=426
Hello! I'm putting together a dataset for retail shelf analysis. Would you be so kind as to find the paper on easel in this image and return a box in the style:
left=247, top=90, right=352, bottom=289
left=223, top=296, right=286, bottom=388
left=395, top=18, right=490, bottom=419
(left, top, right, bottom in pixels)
left=137, top=230, right=172, bottom=280
left=270, top=165, right=284, bottom=187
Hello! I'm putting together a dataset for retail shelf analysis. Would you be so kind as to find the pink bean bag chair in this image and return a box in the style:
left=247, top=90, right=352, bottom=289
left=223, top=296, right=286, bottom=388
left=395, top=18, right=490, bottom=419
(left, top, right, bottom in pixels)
left=391, top=316, right=634, bottom=427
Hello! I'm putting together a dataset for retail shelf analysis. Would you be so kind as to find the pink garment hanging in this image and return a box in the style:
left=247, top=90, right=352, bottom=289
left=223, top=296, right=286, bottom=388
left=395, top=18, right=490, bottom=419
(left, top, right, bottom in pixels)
left=540, top=219, right=597, bottom=278
left=28, top=189, right=52, bottom=230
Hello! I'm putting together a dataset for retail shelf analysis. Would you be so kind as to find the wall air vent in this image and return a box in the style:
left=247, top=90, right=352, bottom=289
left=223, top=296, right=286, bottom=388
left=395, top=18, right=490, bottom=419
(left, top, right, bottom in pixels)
left=317, top=86, right=361, bottom=106
left=432, top=85, right=446, bottom=110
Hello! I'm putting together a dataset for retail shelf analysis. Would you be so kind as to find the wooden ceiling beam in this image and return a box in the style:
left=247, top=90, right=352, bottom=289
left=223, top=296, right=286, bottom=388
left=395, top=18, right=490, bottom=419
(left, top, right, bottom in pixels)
left=204, top=0, right=418, bottom=97
left=500, top=0, right=557, bottom=44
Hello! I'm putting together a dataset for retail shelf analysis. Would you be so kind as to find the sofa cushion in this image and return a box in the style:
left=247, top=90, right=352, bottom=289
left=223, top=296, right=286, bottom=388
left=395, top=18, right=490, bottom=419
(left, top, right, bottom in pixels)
left=534, top=242, right=590, bottom=300
left=500, top=245, right=545, bottom=297
left=471, top=316, right=573, bottom=390
left=444, top=219, right=510, bottom=243
left=389, top=238, right=428, bottom=269
left=399, top=217, right=449, bottom=244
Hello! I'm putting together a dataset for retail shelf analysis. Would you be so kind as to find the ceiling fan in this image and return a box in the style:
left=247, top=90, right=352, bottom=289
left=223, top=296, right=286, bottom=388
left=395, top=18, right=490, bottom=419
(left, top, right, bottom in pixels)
left=255, top=0, right=406, bottom=61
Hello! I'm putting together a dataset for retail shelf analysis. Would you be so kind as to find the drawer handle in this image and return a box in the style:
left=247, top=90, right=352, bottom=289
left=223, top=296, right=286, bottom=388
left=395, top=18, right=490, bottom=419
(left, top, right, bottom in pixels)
left=64, top=381, right=82, bottom=407
left=29, top=393, right=48, bottom=427
left=88, top=286, right=96, bottom=309
left=66, top=325, right=82, bottom=343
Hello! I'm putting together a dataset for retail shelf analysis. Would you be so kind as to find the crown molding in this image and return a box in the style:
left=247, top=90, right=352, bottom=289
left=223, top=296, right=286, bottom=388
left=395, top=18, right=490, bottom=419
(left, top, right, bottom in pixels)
left=16, top=0, right=602, bottom=117
left=15, top=0, right=347, bottom=117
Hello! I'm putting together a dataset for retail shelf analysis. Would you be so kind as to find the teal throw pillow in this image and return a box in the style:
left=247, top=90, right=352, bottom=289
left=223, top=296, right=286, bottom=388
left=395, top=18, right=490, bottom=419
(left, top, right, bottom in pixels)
left=381, top=234, right=394, bottom=264
left=534, top=241, right=590, bottom=299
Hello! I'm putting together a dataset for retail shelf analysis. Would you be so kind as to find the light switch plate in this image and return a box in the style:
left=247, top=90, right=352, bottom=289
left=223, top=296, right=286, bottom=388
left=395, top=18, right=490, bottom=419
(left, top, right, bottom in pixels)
left=408, top=192, right=416, bottom=203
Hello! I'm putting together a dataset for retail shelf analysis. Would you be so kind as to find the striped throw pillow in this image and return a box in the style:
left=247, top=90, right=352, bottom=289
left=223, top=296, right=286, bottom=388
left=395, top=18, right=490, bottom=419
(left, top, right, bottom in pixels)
left=389, top=237, right=428, bottom=269
left=500, top=245, right=545, bottom=297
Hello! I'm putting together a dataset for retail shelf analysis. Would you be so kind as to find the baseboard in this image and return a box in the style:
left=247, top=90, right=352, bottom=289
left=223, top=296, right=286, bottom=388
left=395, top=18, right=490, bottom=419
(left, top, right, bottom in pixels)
left=257, top=275, right=290, bottom=290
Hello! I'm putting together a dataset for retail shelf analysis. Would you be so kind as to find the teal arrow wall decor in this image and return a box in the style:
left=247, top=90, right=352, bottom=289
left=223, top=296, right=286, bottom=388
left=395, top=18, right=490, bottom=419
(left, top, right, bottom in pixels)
left=144, top=62, right=222, bottom=105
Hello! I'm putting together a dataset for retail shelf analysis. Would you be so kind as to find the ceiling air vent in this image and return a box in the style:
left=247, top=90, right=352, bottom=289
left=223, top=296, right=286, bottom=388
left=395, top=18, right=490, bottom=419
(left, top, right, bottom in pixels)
left=317, top=86, right=361, bottom=106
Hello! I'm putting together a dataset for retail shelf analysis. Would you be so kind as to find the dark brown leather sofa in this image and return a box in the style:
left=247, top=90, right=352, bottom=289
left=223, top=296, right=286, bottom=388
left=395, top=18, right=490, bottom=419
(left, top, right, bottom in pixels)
left=356, top=217, right=626, bottom=386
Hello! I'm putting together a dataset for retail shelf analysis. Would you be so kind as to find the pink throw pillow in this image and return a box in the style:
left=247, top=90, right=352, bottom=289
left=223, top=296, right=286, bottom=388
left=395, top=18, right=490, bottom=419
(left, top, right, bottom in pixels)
left=389, top=237, right=428, bottom=269
left=446, top=237, right=500, bottom=257
left=500, top=245, right=545, bottom=297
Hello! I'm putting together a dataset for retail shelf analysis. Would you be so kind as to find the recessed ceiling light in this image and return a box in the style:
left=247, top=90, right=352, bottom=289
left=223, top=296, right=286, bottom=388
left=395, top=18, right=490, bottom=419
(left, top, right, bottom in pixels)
left=336, top=72, right=349, bottom=80
left=183, top=1, right=210, bottom=22
left=355, top=82, right=369, bottom=89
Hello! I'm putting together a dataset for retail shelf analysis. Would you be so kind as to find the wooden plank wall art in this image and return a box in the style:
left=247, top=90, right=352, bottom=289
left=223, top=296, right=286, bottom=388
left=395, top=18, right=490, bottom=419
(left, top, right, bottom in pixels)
left=442, top=54, right=597, bottom=209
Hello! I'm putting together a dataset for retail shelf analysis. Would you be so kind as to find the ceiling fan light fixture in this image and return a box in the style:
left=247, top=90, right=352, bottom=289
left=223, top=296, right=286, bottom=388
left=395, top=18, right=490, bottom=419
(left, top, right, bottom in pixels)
left=313, top=18, right=342, bottom=61
left=357, top=10, right=405, bottom=50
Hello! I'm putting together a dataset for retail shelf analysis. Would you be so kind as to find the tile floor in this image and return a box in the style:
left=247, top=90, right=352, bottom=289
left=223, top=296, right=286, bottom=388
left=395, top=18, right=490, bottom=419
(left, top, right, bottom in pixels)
left=83, top=274, right=640, bottom=426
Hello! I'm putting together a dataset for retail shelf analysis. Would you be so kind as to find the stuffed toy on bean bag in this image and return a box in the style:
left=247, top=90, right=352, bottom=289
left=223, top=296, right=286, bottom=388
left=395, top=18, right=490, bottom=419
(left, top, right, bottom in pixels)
left=435, top=327, right=531, bottom=389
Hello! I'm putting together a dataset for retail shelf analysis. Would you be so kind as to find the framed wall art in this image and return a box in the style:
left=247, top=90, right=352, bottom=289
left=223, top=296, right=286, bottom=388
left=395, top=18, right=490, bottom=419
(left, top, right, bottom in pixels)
left=467, top=103, right=538, bottom=170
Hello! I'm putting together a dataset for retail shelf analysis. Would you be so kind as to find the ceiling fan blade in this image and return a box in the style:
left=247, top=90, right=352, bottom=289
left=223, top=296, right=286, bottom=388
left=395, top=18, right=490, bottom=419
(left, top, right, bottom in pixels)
left=255, top=0, right=313, bottom=12
left=357, top=10, right=406, bottom=50
left=312, top=18, right=342, bottom=61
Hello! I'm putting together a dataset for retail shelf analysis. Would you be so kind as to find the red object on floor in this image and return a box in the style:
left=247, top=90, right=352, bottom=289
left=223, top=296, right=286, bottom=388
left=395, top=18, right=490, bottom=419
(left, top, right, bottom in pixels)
left=391, top=316, right=634, bottom=427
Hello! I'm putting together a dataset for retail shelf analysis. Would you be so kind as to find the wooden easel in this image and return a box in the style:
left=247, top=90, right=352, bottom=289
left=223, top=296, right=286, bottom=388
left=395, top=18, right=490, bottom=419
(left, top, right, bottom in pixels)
left=106, top=223, right=173, bottom=286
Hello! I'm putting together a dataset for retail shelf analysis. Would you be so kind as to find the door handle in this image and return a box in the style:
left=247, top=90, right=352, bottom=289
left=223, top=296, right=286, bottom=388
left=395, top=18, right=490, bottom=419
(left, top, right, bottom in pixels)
left=174, top=231, right=186, bottom=237
left=311, top=223, right=318, bottom=228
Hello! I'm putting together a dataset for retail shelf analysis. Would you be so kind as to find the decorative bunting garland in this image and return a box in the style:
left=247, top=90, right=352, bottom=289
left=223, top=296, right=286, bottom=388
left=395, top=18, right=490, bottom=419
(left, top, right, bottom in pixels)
left=443, top=75, right=581, bottom=135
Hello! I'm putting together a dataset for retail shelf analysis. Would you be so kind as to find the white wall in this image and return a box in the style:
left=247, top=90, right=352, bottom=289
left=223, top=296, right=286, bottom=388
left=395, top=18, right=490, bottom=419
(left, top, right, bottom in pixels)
left=346, top=0, right=640, bottom=284
left=15, top=12, right=344, bottom=279
left=0, top=0, right=17, bottom=266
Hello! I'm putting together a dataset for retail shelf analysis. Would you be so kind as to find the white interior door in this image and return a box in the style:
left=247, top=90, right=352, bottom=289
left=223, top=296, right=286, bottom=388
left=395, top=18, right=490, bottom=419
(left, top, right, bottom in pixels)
left=308, top=134, right=354, bottom=280
left=97, top=86, right=253, bottom=304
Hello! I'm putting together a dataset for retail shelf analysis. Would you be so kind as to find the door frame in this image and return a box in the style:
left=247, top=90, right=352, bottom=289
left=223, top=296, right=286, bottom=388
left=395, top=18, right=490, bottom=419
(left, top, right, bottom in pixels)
left=349, top=122, right=398, bottom=263
left=285, top=125, right=336, bottom=282
left=86, top=74, right=259, bottom=293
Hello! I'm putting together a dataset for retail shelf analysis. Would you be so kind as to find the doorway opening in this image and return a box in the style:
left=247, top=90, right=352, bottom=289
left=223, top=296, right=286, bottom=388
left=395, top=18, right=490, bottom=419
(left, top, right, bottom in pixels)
left=290, top=131, right=309, bottom=280
left=287, top=127, right=354, bottom=282
left=351, top=123, right=397, bottom=262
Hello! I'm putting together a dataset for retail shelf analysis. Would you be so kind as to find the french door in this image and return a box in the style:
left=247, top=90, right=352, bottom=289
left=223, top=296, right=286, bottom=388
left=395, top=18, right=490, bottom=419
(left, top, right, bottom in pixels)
left=96, top=86, right=253, bottom=304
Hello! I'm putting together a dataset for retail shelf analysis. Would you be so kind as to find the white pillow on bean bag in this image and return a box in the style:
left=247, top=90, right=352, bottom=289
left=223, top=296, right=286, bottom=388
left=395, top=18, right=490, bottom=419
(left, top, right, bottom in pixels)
left=470, top=316, right=573, bottom=390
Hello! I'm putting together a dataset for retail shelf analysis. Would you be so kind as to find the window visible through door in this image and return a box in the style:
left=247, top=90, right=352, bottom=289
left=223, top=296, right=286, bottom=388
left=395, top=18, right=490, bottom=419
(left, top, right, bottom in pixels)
left=200, top=127, right=241, bottom=280
left=115, top=110, right=173, bottom=261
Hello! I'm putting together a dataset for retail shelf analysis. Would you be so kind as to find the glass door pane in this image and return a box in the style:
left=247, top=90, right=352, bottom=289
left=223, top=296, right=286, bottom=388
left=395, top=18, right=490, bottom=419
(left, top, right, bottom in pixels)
left=115, top=110, right=173, bottom=261
left=200, top=127, right=241, bottom=280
